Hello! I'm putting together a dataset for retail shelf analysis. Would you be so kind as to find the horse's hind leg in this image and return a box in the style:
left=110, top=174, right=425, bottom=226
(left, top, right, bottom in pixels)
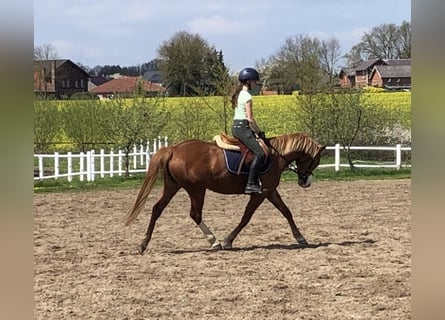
left=186, top=188, right=221, bottom=249
left=266, top=190, right=308, bottom=245
left=139, top=180, right=180, bottom=254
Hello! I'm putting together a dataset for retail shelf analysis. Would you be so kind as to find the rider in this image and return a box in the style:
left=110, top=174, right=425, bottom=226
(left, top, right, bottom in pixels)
left=231, top=67, right=265, bottom=194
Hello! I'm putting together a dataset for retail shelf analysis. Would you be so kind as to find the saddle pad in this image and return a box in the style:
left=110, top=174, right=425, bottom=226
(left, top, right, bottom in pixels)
left=223, top=150, right=271, bottom=175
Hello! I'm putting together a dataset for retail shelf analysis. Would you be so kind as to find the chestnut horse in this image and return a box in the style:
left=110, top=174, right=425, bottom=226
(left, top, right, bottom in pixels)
left=125, top=133, right=325, bottom=254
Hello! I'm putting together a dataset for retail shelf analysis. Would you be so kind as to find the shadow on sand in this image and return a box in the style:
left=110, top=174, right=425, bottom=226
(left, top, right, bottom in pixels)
left=168, top=239, right=376, bottom=255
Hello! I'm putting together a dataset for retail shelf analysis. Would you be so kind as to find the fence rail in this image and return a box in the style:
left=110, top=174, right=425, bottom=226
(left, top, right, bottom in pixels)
left=34, top=136, right=168, bottom=182
left=34, top=141, right=411, bottom=182
left=320, top=143, right=411, bottom=171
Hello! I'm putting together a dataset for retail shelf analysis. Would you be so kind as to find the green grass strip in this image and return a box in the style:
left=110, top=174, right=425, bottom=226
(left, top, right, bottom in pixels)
left=34, top=168, right=410, bottom=194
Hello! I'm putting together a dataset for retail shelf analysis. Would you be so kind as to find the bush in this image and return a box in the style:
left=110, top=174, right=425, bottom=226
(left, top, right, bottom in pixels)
left=69, top=92, right=99, bottom=100
left=362, top=86, right=385, bottom=93
left=34, top=93, right=411, bottom=149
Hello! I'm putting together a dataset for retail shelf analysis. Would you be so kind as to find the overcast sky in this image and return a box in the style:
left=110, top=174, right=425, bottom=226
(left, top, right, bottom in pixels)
left=34, top=0, right=411, bottom=72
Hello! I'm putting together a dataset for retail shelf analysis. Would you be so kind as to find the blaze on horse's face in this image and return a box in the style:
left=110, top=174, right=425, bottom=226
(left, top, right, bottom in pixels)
left=296, top=147, right=325, bottom=188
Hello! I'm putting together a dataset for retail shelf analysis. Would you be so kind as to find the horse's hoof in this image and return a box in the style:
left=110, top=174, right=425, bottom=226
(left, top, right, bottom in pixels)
left=221, top=242, right=233, bottom=250
left=211, top=241, right=222, bottom=250
left=138, top=245, right=146, bottom=255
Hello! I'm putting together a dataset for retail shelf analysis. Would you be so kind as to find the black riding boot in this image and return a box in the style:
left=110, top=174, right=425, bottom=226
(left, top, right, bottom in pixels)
left=245, top=156, right=263, bottom=194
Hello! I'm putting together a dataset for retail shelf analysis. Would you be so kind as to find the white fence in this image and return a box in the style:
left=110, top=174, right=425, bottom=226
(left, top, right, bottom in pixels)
left=34, top=137, right=168, bottom=182
left=34, top=141, right=411, bottom=182
left=320, top=144, right=411, bottom=171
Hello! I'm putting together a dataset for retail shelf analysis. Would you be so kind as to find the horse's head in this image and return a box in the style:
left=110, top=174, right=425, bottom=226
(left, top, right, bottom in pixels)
left=270, top=133, right=326, bottom=188
left=294, top=145, right=325, bottom=188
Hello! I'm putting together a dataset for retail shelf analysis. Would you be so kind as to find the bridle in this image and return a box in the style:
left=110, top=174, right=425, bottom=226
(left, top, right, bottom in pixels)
left=264, top=138, right=315, bottom=180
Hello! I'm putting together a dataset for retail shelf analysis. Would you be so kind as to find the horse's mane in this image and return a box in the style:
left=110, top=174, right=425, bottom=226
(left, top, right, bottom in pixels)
left=269, top=133, right=320, bottom=158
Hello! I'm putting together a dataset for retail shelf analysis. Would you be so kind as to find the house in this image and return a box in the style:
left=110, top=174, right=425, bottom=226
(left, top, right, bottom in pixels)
left=91, top=76, right=165, bottom=99
left=339, top=58, right=411, bottom=89
left=369, top=65, right=411, bottom=90
left=353, top=58, right=385, bottom=87
left=88, top=75, right=111, bottom=91
left=260, top=89, right=278, bottom=95
left=34, top=59, right=89, bottom=98
left=338, top=68, right=356, bottom=88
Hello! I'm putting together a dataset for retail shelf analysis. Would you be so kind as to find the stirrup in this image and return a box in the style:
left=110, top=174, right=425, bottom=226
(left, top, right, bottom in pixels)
left=244, top=184, right=262, bottom=194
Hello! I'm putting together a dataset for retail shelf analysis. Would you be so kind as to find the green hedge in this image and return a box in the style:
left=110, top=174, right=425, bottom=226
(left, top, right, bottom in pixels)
left=34, top=92, right=411, bottom=149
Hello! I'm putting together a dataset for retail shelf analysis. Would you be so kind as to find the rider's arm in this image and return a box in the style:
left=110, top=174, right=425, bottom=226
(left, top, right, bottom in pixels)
left=245, top=100, right=260, bottom=133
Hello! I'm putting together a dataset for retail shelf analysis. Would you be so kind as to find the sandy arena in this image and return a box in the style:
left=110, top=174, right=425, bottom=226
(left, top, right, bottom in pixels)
left=34, top=179, right=411, bottom=319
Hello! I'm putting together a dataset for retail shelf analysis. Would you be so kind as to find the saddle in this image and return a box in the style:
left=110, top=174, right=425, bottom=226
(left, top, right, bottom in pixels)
left=212, top=132, right=270, bottom=175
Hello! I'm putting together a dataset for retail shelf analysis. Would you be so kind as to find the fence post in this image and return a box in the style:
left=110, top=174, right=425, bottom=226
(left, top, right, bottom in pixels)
left=133, top=144, right=137, bottom=169
left=67, top=152, right=72, bottom=182
left=80, top=152, right=85, bottom=181
left=151, top=138, right=155, bottom=153
left=90, top=150, right=95, bottom=181
left=164, top=136, right=168, bottom=147
left=86, top=151, right=91, bottom=181
left=334, top=144, right=340, bottom=171
left=146, top=140, right=151, bottom=161
left=396, top=144, right=402, bottom=170
left=54, top=152, right=59, bottom=179
left=100, top=149, right=105, bottom=178
left=140, top=142, right=144, bottom=166
left=110, top=150, right=114, bottom=178
left=158, top=136, right=162, bottom=150
left=118, top=150, right=123, bottom=176
left=38, top=156, right=44, bottom=179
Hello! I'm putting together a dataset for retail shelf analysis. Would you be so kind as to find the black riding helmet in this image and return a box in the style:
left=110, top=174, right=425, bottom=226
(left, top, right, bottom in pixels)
left=238, top=67, right=260, bottom=82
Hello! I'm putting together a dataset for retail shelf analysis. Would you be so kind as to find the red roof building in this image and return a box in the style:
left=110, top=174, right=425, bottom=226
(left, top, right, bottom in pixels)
left=91, top=76, right=165, bottom=99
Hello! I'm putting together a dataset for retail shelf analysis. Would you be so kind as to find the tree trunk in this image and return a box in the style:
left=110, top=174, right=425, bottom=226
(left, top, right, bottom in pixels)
left=344, top=147, right=356, bottom=171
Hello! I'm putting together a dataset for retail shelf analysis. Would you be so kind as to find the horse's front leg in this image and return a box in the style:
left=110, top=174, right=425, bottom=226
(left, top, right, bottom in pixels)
left=266, top=190, right=308, bottom=246
left=198, top=221, right=222, bottom=249
left=222, top=194, right=266, bottom=249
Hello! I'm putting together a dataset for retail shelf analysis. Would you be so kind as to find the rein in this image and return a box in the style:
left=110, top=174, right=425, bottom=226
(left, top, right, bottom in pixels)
left=264, top=138, right=300, bottom=175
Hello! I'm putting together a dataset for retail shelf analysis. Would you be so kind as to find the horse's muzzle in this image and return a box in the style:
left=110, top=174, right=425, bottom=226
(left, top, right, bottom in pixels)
left=298, top=175, right=312, bottom=188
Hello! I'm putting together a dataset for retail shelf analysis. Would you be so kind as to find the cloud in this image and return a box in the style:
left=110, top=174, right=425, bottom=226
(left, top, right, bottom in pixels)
left=335, top=27, right=369, bottom=50
left=34, top=0, right=410, bottom=68
left=49, top=39, right=104, bottom=64
left=58, top=0, right=156, bottom=34
left=187, top=15, right=260, bottom=35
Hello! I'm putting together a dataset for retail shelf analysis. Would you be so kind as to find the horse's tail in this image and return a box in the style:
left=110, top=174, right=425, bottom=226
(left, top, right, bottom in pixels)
left=124, top=146, right=173, bottom=226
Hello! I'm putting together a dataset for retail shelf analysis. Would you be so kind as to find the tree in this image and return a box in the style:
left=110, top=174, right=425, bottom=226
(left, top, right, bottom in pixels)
left=396, top=21, right=411, bottom=59
left=194, top=50, right=235, bottom=134
left=60, top=100, right=109, bottom=152
left=260, top=57, right=291, bottom=94
left=34, top=99, right=61, bottom=153
left=319, top=38, right=342, bottom=88
left=99, top=96, right=169, bottom=176
left=263, top=35, right=342, bottom=94
left=34, top=43, right=59, bottom=99
left=272, top=35, right=319, bottom=94
left=319, top=89, right=392, bottom=170
left=91, top=65, right=103, bottom=76
left=295, top=93, right=329, bottom=139
left=344, top=21, right=411, bottom=66
left=76, top=62, right=91, bottom=74
left=141, top=59, right=161, bottom=74
left=170, top=98, right=217, bottom=140
left=34, top=43, right=59, bottom=61
left=157, top=31, right=229, bottom=96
